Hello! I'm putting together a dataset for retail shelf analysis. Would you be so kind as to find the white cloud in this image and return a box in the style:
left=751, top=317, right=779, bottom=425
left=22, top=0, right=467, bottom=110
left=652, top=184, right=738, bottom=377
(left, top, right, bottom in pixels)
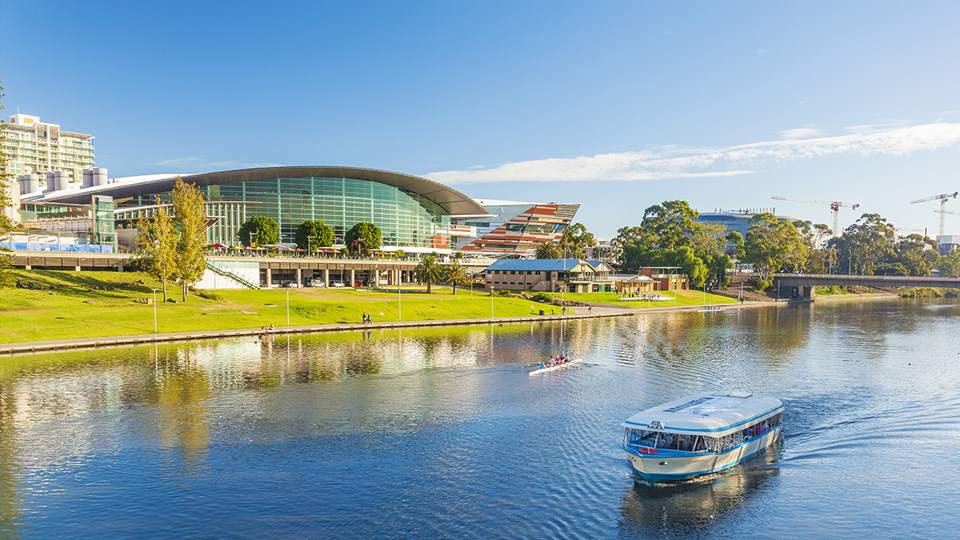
left=425, top=121, right=960, bottom=184
left=779, top=127, right=822, bottom=139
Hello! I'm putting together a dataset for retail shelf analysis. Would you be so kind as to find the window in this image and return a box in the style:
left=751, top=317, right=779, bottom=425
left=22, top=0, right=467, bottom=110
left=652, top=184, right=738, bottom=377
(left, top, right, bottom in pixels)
left=627, top=429, right=658, bottom=448
left=656, top=432, right=674, bottom=449
left=676, top=435, right=695, bottom=451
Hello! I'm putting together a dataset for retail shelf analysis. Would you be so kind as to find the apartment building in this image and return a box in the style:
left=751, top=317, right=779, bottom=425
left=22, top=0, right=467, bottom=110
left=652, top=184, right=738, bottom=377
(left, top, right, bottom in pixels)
left=2, top=114, right=95, bottom=188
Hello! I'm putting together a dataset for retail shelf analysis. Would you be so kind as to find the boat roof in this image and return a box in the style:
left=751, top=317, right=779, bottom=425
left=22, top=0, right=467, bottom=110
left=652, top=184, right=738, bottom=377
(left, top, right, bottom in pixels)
left=622, top=392, right=783, bottom=435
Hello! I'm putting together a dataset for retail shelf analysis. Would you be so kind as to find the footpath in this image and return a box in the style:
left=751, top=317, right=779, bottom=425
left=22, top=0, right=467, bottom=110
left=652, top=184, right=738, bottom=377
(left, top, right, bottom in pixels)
left=0, top=301, right=770, bottom=356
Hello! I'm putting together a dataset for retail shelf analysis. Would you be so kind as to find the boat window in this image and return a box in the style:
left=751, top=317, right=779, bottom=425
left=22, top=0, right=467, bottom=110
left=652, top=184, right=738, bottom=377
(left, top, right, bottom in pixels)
left=705, top=436, right=719, bottom=452
left=656, top=432, right=674, bottom=450
left=676, top=434, right=695, bottom=451
left=719, top=435, right=734, bottom=451
left=693, top=436, right=706, bottom=452
left=627, top=429, right=659, bottom=448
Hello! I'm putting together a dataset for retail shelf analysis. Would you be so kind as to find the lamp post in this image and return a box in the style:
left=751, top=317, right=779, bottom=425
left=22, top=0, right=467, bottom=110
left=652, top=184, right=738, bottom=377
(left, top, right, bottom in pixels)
left=152, top=288, right=158, bottom=334
left=398, top=278, right=402, bottom=321
left=286, top=288, right=290, bottom=326
left=490, top=285, right=494, bottom=321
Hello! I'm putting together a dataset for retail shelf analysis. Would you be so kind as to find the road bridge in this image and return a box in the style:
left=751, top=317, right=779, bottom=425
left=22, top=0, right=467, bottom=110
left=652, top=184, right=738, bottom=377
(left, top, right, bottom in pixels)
left=772, top=273, right=960, bottom=300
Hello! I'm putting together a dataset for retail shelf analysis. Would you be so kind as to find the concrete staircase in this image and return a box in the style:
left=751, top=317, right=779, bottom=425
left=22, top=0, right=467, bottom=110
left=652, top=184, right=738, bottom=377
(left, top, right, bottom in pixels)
left=204, top=261, right=260, bottom=289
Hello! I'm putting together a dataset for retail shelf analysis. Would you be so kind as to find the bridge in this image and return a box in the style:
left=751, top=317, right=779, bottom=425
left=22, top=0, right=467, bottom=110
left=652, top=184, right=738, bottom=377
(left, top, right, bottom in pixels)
left=772, top=273, right=960, bottom=300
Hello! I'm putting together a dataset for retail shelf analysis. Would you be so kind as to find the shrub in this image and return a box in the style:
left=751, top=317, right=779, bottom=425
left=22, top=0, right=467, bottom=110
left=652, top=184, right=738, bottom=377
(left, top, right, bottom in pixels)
left=196, top=290, right=223, bottom=301
left=529, top=292, right=553, bottom=303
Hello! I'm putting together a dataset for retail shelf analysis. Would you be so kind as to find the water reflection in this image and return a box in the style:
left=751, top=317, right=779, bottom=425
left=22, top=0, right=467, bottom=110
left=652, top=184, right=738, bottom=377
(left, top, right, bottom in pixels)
left=0, top=299, right=958, bottom=537
left=153, top=346, right=211, bottom=474
left=619, top=443, right=782, bottom=535
left=0, top=379, right=21, bottom=536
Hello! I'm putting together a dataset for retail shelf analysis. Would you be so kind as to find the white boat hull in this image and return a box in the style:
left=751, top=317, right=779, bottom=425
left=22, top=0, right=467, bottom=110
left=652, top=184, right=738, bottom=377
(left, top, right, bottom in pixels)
left=626, top=427, right=781, bottom=482
left=529, top=358, right=583, bottom=376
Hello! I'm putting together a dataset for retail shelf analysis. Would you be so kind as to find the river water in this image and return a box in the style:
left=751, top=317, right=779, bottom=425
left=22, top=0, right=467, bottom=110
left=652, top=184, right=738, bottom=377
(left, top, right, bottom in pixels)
left=1, top=299, right=958, bottom=538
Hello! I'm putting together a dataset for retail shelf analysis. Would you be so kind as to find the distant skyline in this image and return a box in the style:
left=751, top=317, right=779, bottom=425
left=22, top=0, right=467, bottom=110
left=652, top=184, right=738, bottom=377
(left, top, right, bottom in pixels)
left=2, top=0, right=959, bottom=237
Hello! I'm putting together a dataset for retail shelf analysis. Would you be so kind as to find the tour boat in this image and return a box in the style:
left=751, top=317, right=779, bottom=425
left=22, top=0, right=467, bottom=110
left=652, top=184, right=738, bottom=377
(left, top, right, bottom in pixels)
left=529, top=358, right=583, bottom=376
left=621, top=392, right=784, bottom=482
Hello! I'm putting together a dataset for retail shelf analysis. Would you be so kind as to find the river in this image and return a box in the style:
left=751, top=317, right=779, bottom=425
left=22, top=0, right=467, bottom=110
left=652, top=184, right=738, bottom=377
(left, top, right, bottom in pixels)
left=0, top=299, right=958, bottom=538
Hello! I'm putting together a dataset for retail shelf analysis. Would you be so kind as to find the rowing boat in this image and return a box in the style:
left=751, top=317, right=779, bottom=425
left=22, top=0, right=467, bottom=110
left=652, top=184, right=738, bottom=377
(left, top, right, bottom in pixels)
left=529, top=358, right=583, bottom=376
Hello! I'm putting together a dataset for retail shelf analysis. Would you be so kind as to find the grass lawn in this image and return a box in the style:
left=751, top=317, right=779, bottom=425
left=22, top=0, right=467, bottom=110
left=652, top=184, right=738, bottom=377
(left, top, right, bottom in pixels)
left=0, top=270, right=562, bottom=344
left=560, top=289, right=737, bottom=308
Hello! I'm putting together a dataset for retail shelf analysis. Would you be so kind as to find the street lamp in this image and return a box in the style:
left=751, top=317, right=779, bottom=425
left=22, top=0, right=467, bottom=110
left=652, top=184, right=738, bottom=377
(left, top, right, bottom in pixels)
left=490, top=285, right=494, bottom=321
left=152, top=288, right=159, bottom=334
left=398, top=278, right=402, bottom=321
left=286, top=288, right=291, bottom=326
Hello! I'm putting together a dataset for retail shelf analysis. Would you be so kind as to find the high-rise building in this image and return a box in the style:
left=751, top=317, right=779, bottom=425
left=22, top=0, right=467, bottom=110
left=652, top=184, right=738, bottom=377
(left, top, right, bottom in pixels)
left=2, top=114, right=95, bottom=187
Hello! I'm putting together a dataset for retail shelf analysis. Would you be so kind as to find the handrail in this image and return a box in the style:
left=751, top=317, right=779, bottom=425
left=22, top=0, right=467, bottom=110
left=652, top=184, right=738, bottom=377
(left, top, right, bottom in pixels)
left=204, top=261, right=260, bottom=289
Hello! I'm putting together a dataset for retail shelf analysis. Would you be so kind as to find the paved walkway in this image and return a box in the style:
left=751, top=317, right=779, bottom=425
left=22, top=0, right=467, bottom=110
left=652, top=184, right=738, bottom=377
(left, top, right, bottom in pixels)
left=0, top=301, right=770, bottom=356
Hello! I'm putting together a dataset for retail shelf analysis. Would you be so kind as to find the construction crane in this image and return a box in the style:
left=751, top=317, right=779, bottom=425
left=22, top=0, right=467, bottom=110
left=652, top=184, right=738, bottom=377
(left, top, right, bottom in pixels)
left=770, top=196, right=860, bottom=237
left=911, top=192, right=959, bottom=236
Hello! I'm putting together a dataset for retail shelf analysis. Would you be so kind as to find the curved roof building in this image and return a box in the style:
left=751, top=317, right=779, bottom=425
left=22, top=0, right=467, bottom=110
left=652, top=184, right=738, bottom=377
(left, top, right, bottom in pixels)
left=26, top=166, right=487, bottom=250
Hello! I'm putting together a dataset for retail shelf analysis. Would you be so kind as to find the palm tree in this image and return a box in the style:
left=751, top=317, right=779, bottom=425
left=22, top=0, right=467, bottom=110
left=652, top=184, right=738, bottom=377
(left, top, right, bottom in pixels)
left=415, top=253, right=444, bottom=293
left=445, top=261, right=470, bottom=295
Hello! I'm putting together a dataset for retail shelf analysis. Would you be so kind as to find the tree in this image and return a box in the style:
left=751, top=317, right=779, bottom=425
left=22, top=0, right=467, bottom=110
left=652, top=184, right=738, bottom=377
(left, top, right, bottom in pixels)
left=415, top=253, right=444, bottom=293
left=558, top=222, right=596, bottom=259
left=937, top=250, right=960, bottom=277
left=295, top=220, right=333, bottom=252
left=639, top=200, right=700, bottom=250
left=743, top=213, right=807, bottom=290
left=725, top=231, right=745, bottom=259
left=172, top=178, right=207, bottom=302
left=0, top=84, right=14, bottom=286
left=663, top=246, right=709, bottom=289
left=891, top=234, right=938, bottom=276
left=445, top=260, right=470, bottom=294
left=136, top=198, right=178, bottom=301
left=706, top=253, right=732, bottom=289
left=239, top=216, right=279, bottom=247
left=535, top=241, right=563, bottom=259
left=828, top=213, right=896, bottom=275
left=345, top=222, right=382, bottom=255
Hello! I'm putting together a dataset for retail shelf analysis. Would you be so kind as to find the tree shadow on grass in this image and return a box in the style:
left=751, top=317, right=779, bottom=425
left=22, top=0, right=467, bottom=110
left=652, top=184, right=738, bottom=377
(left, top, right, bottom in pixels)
left=15, top=270, right=154, bottom=300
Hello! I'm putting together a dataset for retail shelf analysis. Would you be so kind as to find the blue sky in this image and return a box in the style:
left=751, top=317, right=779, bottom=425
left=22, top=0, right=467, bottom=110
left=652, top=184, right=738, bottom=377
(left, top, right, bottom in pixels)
left=3, top=0, right=960, bottom=237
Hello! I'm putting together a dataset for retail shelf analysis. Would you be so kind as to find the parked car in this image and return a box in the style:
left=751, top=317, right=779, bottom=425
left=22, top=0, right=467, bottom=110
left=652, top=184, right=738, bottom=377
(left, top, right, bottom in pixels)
left=332, top=281, right=346, bottom=288
left=284, top=281, right=300, bottom=288
left=308, top=279, right=326, bottom=288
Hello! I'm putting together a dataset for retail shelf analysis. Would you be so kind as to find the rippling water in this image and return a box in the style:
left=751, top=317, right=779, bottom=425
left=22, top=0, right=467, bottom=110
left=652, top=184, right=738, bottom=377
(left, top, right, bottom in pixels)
left=1, top=299, right=959, bottom=538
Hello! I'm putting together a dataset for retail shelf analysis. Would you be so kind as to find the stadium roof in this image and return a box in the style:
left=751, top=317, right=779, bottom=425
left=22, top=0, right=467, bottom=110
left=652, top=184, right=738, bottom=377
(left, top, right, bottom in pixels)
left=31, top=166, right=487, bottom=216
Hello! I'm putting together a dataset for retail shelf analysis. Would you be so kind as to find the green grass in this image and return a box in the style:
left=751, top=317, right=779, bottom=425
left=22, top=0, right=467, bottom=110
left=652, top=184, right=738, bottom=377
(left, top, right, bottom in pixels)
left=560, top=289, right=736, bottom=308
left=0, top=270, right=563, bottom=344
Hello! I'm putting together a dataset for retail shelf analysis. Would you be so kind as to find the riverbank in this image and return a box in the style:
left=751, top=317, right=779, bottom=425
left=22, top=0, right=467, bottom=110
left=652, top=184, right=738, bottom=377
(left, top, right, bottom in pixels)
left=1, top=270, right=558, bottom=343
left=2, top=270, right=748, bottom=352
left=0, top=298, right=772, bottom=356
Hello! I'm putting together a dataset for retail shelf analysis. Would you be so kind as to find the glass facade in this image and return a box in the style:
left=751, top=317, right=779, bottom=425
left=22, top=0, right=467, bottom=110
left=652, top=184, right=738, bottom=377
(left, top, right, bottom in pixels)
left=122, top=176, right=451, bottom=248
left=92, top=195, right=117, bottom=248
